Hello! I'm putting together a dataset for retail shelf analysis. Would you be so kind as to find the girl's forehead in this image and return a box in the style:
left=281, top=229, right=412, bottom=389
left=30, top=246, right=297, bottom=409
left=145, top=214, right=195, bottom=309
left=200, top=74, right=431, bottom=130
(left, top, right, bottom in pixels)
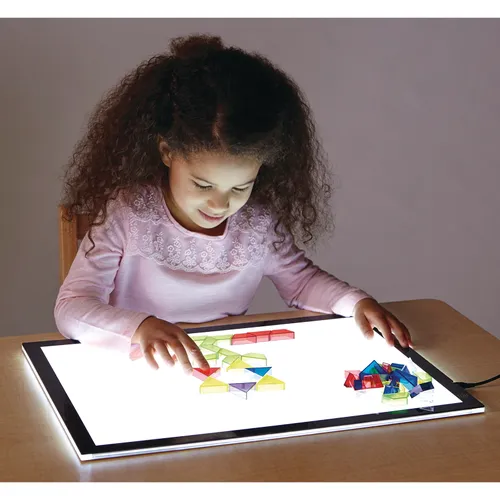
left=180, top=152, right=260, bottom=173
left=182, top=151, right=260, bottom=167
left=176, top=153, right=261, bottom=186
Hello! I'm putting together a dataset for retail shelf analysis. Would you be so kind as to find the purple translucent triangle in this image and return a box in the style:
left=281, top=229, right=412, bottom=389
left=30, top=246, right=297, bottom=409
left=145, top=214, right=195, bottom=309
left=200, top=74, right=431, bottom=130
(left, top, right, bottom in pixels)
left=229, top=382, right=256, bottom=393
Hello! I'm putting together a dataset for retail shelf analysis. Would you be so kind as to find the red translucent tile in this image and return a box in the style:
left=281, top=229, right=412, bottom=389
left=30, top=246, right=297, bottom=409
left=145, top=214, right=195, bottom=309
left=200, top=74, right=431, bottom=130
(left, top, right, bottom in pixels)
left=371, top=374, right=383, bottom=388
left=344, top=372, right=357, bottom=388
left=344, top=370, right=361, bottom=379
left=362, top=375, right=373, bottom=389
left=361, top=374, right=383, bottom=389
left=192, top=367, right=221, bottom=380
left=269, top=329, right=295, bottom=341
left=254, top=331, right=271, bottom=342
left=231, top=333, right=257, bottom=345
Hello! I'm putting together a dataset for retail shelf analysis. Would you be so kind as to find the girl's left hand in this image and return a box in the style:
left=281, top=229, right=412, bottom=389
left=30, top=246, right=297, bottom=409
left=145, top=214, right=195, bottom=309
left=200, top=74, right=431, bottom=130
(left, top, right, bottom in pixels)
left=353, top=298, right=413, bottom=348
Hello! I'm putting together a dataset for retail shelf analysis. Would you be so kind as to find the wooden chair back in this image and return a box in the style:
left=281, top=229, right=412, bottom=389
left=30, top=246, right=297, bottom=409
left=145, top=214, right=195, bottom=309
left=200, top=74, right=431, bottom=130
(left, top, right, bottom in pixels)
left=58, top=206, right=91, bottom=284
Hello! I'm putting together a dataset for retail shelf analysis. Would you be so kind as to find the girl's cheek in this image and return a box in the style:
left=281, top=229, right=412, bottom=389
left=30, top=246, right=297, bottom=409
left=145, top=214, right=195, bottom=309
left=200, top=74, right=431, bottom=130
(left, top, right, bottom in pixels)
left=241, top=193, right=252, bottom=206
left=185, top=188, right=202, bottom=200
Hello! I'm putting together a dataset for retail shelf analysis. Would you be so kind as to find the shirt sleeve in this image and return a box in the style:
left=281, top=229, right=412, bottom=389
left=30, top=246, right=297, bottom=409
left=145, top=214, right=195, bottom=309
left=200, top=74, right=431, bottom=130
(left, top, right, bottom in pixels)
left=54, top=195, right=151, bottom=356
left=263, top=218, right=373, bottom=317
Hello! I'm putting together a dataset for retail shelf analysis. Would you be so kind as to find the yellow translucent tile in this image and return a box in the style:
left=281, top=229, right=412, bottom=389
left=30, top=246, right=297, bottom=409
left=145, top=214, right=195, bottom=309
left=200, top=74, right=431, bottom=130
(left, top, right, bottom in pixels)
left=382, top=391, right=409, bottom=401
left=242, top=353, right=268, bottom=366
left=382, top=397, right=408, bottom=406
left=382, top=392, right=409, bottom=406
left=200, top=376, right=229, bottom=394
left=227, top=359, right=252, bottom=371
left=416, top=371, right=432, bottom=384
left=255, top=375, right=285, bottom=391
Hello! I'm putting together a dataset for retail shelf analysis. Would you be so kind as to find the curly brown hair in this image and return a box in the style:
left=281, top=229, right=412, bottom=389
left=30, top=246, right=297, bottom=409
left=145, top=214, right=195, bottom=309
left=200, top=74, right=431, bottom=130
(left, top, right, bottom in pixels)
left=61, top=34, right=334, bottom=251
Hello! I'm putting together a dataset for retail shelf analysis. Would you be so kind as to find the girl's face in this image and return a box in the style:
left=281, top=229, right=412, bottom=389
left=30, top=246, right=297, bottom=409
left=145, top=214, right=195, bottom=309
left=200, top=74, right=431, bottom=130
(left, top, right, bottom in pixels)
left=160, top=146, right=261, bottom=235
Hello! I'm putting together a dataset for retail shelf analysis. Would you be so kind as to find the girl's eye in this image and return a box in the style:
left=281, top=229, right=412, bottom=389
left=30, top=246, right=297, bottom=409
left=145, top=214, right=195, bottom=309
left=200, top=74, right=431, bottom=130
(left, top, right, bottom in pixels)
left=193, top=182, right=250, bottom=193
left=193, top=182, right=211, bottom=191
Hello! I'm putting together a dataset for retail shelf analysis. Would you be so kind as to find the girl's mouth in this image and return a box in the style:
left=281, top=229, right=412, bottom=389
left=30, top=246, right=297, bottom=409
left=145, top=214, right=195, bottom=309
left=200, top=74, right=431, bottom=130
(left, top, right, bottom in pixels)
left=199, top=210, right=225, bottom=222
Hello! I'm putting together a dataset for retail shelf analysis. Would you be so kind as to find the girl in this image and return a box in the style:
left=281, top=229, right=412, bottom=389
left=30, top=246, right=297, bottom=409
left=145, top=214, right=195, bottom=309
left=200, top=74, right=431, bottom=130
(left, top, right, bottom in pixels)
left=55, top=34, right=412, bottom=374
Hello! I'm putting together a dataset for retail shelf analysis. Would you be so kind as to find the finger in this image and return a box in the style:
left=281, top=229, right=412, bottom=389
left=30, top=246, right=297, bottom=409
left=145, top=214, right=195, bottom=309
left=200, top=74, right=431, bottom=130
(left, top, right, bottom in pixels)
left=151, top=331, right=182, bottom=364
left=385, top=316, right=406, bottom=346
left=387, top=316, right=412, bottom=348
left=180, top=336, right=210, bottom=370
left=142, top=342, right=159, bottom=370
left=355, top=313, right=375, bottom=340
left=168, top=340, right=193, bottom=374
left=153, top=341, right=175, bottom=367
left=371, top=315, right=394, bottom=347
left=401, top=322, right=413, bottom=347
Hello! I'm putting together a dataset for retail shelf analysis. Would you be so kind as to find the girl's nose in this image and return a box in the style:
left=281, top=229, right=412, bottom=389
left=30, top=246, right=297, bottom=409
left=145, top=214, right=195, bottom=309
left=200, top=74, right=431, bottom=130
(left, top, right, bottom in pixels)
left=207, top=193, right=230, bottom=212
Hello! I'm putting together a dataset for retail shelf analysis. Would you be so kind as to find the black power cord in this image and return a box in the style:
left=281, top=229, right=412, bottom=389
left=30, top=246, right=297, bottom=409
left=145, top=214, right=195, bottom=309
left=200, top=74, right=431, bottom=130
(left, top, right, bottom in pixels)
left=455, top=374, right=500, bottom=389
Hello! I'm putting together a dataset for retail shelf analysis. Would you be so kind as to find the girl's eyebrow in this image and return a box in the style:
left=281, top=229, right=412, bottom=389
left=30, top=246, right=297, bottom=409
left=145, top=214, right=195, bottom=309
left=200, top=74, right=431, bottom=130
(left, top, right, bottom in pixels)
left=192, top=175, right=256, bottom=187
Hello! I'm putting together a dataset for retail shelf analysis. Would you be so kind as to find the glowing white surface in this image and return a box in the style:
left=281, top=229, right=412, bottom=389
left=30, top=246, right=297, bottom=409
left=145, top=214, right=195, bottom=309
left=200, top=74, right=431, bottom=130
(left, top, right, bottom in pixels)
left=40, top=317, right=461, bottom=446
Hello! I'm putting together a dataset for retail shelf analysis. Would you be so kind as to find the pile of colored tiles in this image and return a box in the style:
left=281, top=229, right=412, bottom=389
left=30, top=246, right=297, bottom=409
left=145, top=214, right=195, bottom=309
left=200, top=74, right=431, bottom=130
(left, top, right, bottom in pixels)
left=190, top=328, right=295, bottom=399
left=344, top=360, right=434, bottom=405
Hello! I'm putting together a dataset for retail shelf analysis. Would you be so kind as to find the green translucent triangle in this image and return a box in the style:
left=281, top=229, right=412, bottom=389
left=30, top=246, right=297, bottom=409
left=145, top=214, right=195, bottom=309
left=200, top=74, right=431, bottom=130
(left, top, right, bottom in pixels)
left=219, top=348, right=238, bottom=357
left=199, top=337, right=216, bottom=345
left=204, top=352, right=219, bottom=361
left=201, top=343, right=221, bottom=353
left=212, top=334, right=234, bottom=341
left=191, top=336, right=207, bottom=345
left=222, top=355, right=242, bottom=366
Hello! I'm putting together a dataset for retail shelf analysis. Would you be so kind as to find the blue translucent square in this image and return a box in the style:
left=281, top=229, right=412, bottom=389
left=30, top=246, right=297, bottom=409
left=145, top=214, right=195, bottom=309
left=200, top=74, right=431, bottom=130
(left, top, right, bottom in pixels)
left=384, top=385, right=399, bottom=394
left=353, top=379, right=363, bottom=390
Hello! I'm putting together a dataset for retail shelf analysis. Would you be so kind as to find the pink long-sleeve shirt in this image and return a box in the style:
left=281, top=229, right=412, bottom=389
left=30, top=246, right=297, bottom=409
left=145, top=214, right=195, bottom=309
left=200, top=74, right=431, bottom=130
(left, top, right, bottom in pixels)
left=54, top=184, right=371, bottom=356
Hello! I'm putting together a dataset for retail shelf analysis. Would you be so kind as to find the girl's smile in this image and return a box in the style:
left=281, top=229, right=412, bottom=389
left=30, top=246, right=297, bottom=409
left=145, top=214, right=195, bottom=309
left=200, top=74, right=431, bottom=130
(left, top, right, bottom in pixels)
left=198, top=210, right=226, bottom=223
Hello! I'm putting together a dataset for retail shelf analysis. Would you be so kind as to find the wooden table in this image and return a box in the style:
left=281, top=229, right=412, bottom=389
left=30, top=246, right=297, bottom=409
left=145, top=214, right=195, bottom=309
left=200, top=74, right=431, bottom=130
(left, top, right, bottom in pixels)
left=1, top=299, right=499, bottom=481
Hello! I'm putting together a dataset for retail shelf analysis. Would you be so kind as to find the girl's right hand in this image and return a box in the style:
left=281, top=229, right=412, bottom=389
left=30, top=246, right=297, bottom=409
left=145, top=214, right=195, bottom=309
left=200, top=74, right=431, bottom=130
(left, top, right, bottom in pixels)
left=131, top=316, right=210, bottom=374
